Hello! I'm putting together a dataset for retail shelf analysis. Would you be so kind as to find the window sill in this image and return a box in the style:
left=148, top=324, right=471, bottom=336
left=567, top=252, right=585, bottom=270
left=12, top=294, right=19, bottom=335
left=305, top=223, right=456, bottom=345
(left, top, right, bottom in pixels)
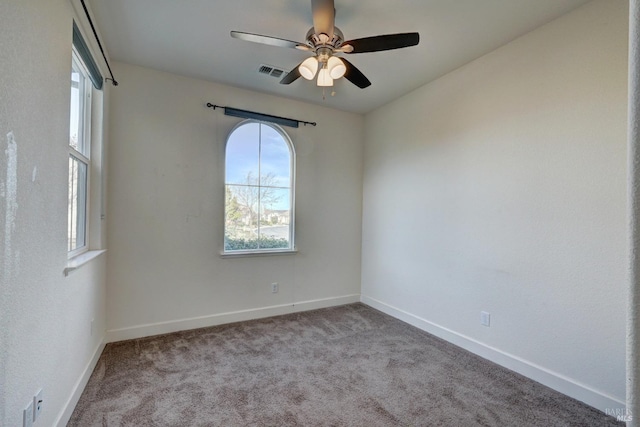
left=220, top=249, right=298, bottom=259
left=64, top=249, right=107, bottom=276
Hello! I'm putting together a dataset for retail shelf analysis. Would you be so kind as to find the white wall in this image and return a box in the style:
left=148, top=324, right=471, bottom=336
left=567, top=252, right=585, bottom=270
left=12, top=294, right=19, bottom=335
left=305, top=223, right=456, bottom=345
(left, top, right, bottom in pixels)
left=2, top=0, right=627, bottom=423
left=362, top=0, right=628, bottom=412
left=0, top=1, right=109, bottom=426
left=105, top=62, right=363, bottom=339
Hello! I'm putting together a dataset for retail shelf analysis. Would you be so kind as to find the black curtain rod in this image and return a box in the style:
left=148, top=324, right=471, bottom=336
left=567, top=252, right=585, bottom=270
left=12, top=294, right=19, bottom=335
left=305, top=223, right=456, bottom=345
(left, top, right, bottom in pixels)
left=80, top=0, right=118, bottom=86
left=206, top=103, right=316, bottom=128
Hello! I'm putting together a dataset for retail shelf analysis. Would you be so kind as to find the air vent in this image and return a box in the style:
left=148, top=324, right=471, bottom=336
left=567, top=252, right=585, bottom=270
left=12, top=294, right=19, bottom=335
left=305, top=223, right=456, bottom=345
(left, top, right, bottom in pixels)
left=258, top=64, right=287, bottom=79
left=258, top=65, right=274, bottom=74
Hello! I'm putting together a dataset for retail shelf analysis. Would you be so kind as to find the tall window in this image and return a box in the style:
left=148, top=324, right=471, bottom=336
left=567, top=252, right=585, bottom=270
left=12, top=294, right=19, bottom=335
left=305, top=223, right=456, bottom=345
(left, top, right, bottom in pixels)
left=68, top=50, right=91, bottom=255
left=224, top=121, right=295, bottom=253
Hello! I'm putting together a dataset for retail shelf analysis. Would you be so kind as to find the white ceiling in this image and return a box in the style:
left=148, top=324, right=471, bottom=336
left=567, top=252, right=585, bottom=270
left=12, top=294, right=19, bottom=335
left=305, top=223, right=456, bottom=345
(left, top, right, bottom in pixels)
left=87, top=0, right=592, bottom=114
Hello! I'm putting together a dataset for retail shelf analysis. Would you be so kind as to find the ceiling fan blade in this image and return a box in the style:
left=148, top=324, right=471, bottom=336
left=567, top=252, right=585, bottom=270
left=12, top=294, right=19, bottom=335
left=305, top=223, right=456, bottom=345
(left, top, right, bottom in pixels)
left=311, top=0, right=335, bottom=38
left=280, top=64, right=302, bottom=85
left=342, top=33, right=419, bottom=53
left=341, top=58, right=371, bottom=89
left=231, top=31, right=310, bottom=51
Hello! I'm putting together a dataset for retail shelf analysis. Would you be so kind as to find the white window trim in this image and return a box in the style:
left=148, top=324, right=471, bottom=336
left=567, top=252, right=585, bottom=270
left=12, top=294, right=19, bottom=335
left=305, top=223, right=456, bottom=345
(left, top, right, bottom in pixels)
left=64, top=249, right=106, bottom=276
left=220, top=249, right=298, bottom=258
left=68, top=49, right=92, bottom=258
left=222, top=120, right=296, bottom=256
left=66, top=45, right=106, bottom=273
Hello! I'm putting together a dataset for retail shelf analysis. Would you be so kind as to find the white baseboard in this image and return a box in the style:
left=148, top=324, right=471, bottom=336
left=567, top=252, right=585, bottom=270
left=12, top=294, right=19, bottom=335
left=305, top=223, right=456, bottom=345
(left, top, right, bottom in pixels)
left=360, top=295, right=625, bottom=414
left=55, top=338, right=106, bottom=427
left=106, top=294, right=361, bottom=343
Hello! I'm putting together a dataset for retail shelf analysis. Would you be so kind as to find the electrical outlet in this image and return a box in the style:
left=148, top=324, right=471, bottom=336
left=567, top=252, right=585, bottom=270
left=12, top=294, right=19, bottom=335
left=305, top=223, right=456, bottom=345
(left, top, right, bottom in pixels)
left=33, top=389, right=43, bottom=421
left=480, top=311, right=491, bottom=327
left=271, top=282, right=279, bottom=293
left=23, top=400, right=33, bottom=427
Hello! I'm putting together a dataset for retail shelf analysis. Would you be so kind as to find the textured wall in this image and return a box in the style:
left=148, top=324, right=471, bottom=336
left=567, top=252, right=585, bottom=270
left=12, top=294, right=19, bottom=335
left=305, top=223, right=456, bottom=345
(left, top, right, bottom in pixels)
left=629, top=0, right=640, bottom=423
left=105, top=62, right=364, bottom=336
left=362, top=0, right=628, bottom=411
left=0, top=1, right=108, bottom=426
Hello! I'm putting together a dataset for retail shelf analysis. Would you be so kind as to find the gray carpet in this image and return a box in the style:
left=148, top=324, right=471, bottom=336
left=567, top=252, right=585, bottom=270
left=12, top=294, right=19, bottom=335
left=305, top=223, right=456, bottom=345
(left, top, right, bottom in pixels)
left=69, top=303, right=622, bottom=426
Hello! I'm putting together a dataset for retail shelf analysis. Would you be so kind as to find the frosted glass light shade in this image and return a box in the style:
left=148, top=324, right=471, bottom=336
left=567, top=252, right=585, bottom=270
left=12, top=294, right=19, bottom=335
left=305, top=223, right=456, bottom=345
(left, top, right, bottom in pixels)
left=327, top=56, right=346, bottom=79
left=299, top=57, right=319, bottom=80
left=317, top=68, right=334, bottom=86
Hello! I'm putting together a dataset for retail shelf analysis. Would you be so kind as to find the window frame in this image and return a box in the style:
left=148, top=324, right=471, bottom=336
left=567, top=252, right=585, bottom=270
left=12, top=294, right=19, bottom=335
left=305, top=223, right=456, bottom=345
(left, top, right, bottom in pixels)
left=68, top=48, right=92, bottom=258
left=222, top=120, right=296, bottom=256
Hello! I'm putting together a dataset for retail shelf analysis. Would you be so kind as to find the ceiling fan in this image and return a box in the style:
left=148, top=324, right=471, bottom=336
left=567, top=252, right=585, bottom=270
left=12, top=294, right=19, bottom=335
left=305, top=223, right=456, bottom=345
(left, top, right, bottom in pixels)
left=230, top=0, right=419, bottom=89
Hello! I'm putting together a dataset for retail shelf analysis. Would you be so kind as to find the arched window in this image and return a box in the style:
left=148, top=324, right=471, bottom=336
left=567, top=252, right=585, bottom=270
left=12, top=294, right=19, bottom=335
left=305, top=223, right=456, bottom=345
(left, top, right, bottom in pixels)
left=224, top=121, right=295, bottom=253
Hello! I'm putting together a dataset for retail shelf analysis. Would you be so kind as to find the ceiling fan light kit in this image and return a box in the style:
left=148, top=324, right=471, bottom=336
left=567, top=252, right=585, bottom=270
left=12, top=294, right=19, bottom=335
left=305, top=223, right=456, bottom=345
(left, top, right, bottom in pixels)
left=327, top=56, right=346, bottom=79
left=230, top=0, right=419, bottom=90
left=299, top=57, right=319, bottom=80
left=317, top=67, right=334, bottom=87
left=297, top=54, right=345, bottom=86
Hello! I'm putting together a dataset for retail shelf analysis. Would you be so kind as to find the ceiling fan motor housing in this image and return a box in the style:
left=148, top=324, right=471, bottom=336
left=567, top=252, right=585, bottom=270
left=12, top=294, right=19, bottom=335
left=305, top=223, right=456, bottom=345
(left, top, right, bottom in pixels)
left=306, top=26, right=344, bottom=52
